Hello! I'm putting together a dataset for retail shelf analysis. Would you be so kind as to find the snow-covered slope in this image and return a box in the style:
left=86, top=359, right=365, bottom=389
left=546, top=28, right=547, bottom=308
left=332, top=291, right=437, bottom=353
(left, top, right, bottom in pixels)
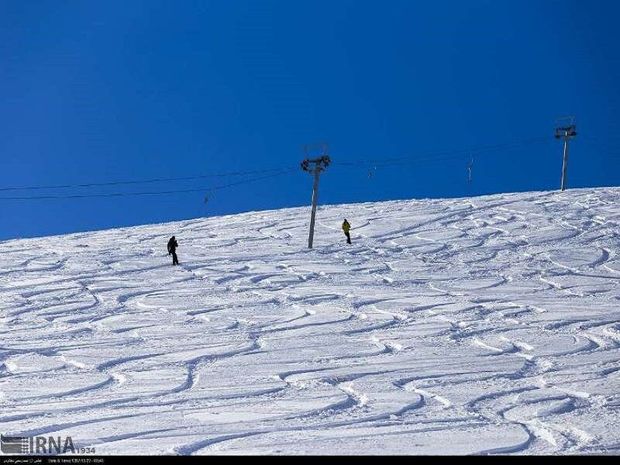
left=1, top=187, right=620, bottom=455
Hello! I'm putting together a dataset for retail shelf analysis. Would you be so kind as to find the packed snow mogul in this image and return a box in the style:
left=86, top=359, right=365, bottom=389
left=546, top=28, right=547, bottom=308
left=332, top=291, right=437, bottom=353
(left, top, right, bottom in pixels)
left=167, top=236, right=179, bottom=265
left=342, top=219, right=352, bottom=244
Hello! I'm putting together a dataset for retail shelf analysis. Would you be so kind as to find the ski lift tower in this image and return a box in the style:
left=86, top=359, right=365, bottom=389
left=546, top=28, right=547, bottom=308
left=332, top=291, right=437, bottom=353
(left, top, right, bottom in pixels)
left=555, top=116, right=577, bottom=191
left=301, top=143, right=330, bottom=249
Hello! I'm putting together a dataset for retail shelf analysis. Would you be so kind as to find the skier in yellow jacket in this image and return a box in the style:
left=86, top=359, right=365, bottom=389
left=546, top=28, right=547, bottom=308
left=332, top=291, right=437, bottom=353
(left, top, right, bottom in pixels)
left=342, top=219, right=352, bottom=244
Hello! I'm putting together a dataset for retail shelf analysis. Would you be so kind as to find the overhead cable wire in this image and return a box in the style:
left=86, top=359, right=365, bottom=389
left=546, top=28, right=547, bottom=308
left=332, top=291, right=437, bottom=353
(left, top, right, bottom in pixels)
left=0, top=167, right=294, bottom=192
left=0, top=134, right=561, bottom=201
left=332, top=135, right=553, bottom=168
left=0, top=169, right=296, bottom=201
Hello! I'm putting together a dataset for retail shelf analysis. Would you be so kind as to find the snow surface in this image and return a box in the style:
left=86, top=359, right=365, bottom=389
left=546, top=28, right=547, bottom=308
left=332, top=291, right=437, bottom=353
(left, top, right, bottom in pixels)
left=1, top=187, right=620, bottom=455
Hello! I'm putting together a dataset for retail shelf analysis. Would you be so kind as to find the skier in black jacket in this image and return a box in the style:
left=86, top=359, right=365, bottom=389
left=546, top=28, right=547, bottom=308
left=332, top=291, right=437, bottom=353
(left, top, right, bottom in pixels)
left=167, top=236, right=179, bottom=266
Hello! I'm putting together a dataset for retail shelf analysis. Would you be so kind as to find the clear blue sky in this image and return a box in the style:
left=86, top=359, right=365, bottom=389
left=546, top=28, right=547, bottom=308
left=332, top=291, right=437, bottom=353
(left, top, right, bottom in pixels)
left=1, top=0, right=619, bottom=240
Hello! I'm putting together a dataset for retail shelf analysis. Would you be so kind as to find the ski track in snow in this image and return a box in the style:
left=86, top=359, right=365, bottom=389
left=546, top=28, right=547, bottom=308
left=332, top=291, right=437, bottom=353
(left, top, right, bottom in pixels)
left=1, top=187, right=619, bottom=455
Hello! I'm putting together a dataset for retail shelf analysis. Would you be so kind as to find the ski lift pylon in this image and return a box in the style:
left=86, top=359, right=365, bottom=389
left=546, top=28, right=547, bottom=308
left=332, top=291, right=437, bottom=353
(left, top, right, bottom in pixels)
left=467, top=155, right=474, bottom=183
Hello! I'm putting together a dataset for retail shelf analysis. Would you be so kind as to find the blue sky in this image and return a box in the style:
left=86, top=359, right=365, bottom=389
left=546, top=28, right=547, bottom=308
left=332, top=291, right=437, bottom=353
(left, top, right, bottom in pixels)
left=1, top=0, right=619, bottom=240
